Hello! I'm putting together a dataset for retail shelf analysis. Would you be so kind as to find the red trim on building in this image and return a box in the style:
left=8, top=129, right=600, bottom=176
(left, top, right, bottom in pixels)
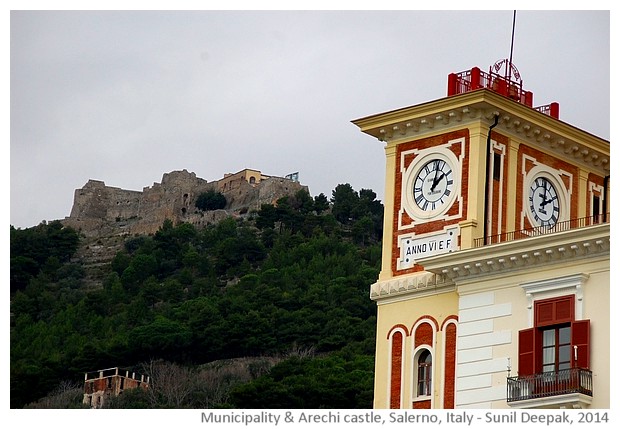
left=414, top=322, right=434, bottom=348
left=387, top=324, right=411, bottom=339
left=440, top=315, right=458, bottom=330
left=443, top=319, right=457, bottom=409
left=391, top=130, right=470, bottom=275
left=413, top=315, right=439, bottom=333
left=390, top=331, right=404, bottom=409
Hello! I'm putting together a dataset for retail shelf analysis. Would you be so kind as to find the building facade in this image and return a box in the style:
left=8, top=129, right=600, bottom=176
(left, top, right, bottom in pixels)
left=353, top=62, right=610, bottom=409
left=83, top=367, right=150, bottom=408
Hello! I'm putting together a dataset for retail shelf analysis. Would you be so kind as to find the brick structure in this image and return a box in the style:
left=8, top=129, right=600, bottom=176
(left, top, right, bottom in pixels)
left=83, top=367, right=149, bottom=408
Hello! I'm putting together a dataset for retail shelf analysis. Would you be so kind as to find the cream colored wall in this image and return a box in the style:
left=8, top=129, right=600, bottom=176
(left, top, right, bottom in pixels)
left=374, top=289, right=458, bottom=409
left=378, top=143, right=397, bottom=281
left=459, top=258, right=610, bottom=409
left=462, top=123, right=487, bottom=249
left=578, top=263, right=609, bottom=409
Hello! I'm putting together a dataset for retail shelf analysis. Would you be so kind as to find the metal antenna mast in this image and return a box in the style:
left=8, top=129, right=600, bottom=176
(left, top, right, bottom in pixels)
left=507, top=10, right=517, bottom=81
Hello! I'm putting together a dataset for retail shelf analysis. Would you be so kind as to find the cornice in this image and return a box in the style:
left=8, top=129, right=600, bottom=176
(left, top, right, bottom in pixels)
left=352, top=89, right=610, bottom=174
left=418, top=223, right=610, bottom=284
left=369, top=270, right=455, bottom=304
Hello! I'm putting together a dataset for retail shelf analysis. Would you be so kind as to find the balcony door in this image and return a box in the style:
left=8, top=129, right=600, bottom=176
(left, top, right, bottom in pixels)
left=542, top=325, right=571, bottom=373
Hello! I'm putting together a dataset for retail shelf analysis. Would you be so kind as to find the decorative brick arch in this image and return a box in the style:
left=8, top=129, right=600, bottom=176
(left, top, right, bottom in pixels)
left=387, top=324, right=410, bottom=339
left=441, top=315, right=458, bottom=330
left=411, top=316, right=438, bottom=348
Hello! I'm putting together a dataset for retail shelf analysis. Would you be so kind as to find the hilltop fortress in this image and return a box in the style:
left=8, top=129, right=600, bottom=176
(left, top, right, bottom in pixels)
left=64, top=168, right=308, bottom=238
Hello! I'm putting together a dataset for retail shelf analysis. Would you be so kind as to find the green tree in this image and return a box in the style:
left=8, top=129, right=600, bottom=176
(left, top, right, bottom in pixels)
left=195, top=190, right=226, bottom=211
left=330, top=183, right=358, bottom=224
left=10, top=183, right=383, bottom=409
left=313, top=193, right=329, bottom=214
left=10, top=221, right=80, bottom=293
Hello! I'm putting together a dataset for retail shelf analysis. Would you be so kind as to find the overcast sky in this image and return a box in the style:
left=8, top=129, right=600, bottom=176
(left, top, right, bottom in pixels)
left=9, top=8, right=611, bottom=229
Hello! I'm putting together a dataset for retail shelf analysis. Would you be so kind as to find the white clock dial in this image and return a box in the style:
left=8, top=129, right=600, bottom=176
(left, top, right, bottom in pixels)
left=413, top=159, right=454, bottom=212
left=528, top=176, right=560, bottom=227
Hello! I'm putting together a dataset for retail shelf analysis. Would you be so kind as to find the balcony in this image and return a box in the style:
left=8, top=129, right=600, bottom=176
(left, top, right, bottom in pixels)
left=507, top=368, right=592, bottom=409
left=473, top=214, right=609, bottom=248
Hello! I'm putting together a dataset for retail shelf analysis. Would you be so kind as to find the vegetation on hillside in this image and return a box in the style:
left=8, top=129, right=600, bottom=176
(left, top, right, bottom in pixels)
left=10, top=185, right=383, bottom=409
left=195, top=189, right=227, bottom=211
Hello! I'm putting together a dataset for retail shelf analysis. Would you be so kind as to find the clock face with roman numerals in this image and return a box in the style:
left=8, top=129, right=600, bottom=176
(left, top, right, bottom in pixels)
left=528, top=176, right=560, bottom=227
left=413, top=158, right=454, bottom=212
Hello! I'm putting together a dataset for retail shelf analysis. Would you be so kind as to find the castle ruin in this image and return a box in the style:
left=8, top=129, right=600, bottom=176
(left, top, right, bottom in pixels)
left=64, top=168, right=308, bottom=238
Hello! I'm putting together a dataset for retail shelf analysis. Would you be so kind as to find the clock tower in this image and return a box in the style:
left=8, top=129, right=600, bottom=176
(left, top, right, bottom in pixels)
left=353, top=61, right=610, bottom=409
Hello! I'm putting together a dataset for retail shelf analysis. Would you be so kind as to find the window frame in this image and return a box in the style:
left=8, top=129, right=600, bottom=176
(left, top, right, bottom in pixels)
left=413, top=347, right=433, bottom=399
left=518, top=294, right=590, bottom=376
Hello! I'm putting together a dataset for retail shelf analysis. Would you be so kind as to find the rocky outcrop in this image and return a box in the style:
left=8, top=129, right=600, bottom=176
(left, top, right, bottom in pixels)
left=62, top=169, right=308, bottom=289
left=63, top=169, right=308, bottom=238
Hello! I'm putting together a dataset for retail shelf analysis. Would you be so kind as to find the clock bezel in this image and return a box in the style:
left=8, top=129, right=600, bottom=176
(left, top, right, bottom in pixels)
left=524, top=167, right=568, bottom=229
left=402, top=149, right=459, bottom=221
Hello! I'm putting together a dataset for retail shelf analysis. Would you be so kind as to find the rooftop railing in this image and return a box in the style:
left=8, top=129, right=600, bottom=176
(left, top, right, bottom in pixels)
left=447, top=66, right=559, bottom=119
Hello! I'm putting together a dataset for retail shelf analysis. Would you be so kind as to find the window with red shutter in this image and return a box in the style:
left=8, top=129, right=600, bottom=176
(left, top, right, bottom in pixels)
left=518, top=294, right=590, bottom=375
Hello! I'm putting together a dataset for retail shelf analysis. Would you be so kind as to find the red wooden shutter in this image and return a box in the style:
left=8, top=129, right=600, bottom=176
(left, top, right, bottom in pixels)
left=534, top=295, right=574, bottom=326
left=518, top=328, right=535, bottom=376
left=555, top=297, right=573, bottom=322
left=535, top=301, right=555, bottom=325
left=571, top=319, right=590, bottom=369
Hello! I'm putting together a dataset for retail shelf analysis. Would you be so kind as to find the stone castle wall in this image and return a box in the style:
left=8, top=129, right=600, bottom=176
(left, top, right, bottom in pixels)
left=64, top=169, right=308, bottom=238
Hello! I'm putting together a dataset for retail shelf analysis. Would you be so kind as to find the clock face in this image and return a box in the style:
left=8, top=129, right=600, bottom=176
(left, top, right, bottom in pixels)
left=413, top=158, right=454, bottom=212
left=528, top=176, right=560, bottom=227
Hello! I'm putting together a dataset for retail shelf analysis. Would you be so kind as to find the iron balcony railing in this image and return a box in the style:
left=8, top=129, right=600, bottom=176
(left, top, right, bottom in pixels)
left=507, top=368, right=593, bottom=402
left=447, top=66, right=560, bottom=119
left=473, top=214, right=609, bottom=248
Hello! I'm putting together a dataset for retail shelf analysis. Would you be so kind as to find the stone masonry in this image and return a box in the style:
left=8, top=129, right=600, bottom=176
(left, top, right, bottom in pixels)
left=64, top=169, right=308, bottom=238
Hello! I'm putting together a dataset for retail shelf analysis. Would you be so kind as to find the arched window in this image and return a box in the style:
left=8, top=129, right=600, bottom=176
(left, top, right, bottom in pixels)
left=417, top=349, right=432, bottom=397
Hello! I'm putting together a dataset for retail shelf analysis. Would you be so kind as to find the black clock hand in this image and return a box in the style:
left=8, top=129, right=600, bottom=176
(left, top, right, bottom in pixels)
left=430, top=172, right=445, bottom=191
left=539, top=194, right=558, bottom=208
left=430, top=168, right=440, bottom=191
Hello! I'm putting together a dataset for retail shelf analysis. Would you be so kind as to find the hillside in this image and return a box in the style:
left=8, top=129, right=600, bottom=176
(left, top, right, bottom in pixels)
left=60, top=169, right=310, bottom=290
left=10, top=184, right=383, bottom=409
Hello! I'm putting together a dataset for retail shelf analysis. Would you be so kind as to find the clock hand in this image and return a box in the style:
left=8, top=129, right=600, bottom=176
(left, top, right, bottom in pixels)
left=430, top=168, right=440, bottom=191
left=539, top=194, right=558, bottom=208
left=430, top=172, right=445, bottom=191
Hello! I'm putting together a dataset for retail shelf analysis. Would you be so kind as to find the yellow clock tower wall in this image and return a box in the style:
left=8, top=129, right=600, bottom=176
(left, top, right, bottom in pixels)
left=354, top=62, right=609, bottom=410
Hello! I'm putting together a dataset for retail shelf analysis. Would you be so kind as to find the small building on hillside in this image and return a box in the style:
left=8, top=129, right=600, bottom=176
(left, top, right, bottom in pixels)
left=83, top=367, right=150, bottom=408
